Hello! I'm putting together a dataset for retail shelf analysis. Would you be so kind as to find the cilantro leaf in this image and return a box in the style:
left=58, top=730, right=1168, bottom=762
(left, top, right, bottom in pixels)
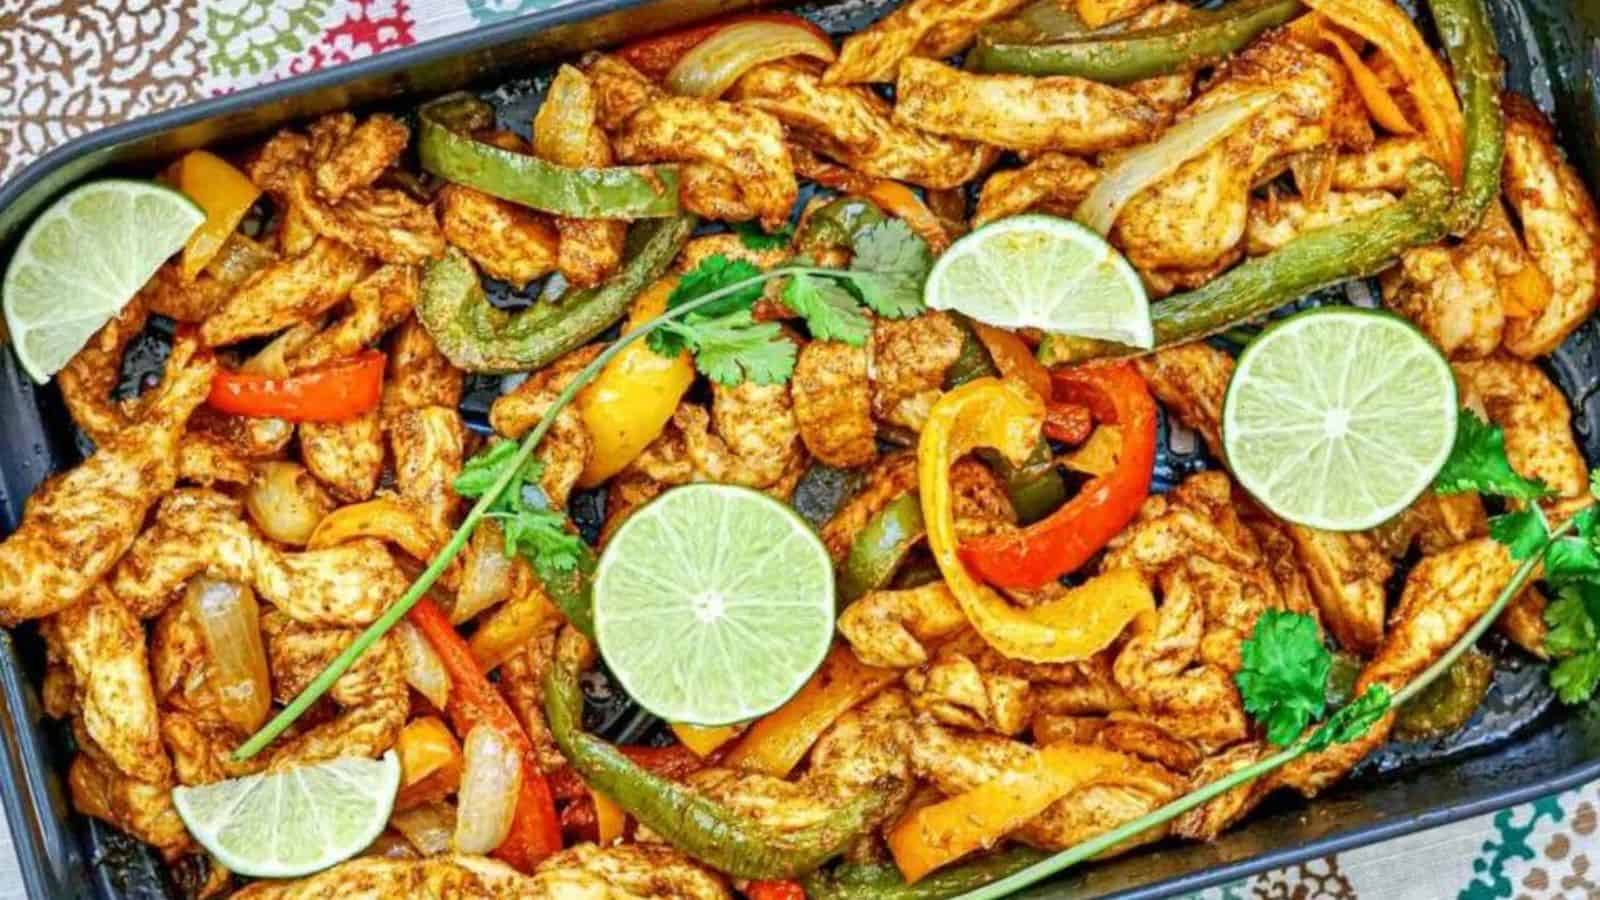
left=686, top=311, right=796, bottom=386
left=1434, top=411, right=1553, bottom=499
left=1235, top=610, right=1330, bottom=746
left=734, top=221, right=793, bottom=251
left=846, top=219, right=930, bottom=320
left=1305, top=684, right=1392, bottom=752
left=666, top=255, right=765, bottom=318
left=784, top=273, right=872, bottom=345
left=647, top=319, right=695, bottom=358
left=498, top=505, right=585, bottom=577
left=1545, top=584, right=1599, bottom=658
left=1551, top=652, right=1600, bottom=705
left=1488, top=507, right=1550, bottom=561
left=455, top=440, right=539, bottom=499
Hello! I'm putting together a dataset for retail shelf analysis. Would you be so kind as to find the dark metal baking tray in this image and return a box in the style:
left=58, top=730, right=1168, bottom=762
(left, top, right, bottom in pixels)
left=2, top=0, right=1599, bottom=897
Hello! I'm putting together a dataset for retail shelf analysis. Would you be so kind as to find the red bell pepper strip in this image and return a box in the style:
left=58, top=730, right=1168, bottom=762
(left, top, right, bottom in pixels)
left=407, top=597, right=562, bottom=868
left=617, top=13, right=831, bottom=80
left=747, top=880, right=807, bottom=900
left=1043, top=401, right=1093, bottom=444
left=207, top=350, right=385, bottom=423
left=548, top=744, right=704, bottom=801
left=958, top=363, right=1156, bottom=589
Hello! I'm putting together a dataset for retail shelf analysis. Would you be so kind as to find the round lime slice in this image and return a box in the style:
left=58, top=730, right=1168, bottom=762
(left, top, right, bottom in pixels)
left=3, top=179, right=203, bottom=383
left=924, top=213, right=1151, bottom=348
left=172, top=751, right=400, bottom=879
left=594, top=484, right=835, bottom=726
left=1222, top=307, right=1458, bottom=531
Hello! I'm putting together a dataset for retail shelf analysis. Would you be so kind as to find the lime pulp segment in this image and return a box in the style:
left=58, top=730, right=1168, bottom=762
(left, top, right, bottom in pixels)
left=594, top=484, right=836, bottom=726
left=1222, top=308, right=1458, bottom=531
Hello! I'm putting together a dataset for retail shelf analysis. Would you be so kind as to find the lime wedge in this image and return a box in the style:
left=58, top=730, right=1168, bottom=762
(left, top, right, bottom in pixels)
left=923, top=214, right=1151, bottom=348
left=1222, top=308, right=1458, bottom=531
left=3, top=180, right=203, bottom=383
left=594, top=484, right=835, bottom=726
left=172, top=751, right=400, bottom=879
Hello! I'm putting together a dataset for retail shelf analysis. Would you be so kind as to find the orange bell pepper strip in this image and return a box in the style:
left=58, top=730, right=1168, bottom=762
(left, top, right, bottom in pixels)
left=1321, top=29, right=1417, bottom=135
left=970, top=322, right=1051, bottom=402
left=919, top=377, right=1154, bottom=663
left=207, top=350, right=385, bottom=423
left=721, top=645, right=899, bottom=776
left=670, top=722, right=744, bottom=758
left=175, top=150, right=261, bottom=280
left=395, top=716, right=463, bottom=810
left=959, top=364, right=1156, bottom=590
left=592, top=787, right=628, bottom=844
left=468, top=587, right=561, bottom=671
left=407, top=597, right=562, bottom=868
left=886, top=743, right=1133, bottom=883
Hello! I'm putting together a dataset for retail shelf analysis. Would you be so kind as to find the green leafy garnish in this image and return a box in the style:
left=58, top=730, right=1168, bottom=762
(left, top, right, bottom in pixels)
left=847, top=219, right=933, bottom=319
left=783, top=273, right=872, bottom=345
left=1236, top=610, right=1330, bottom=746
left=454, top=440, right=585, bottom=580
left=733, top=221, right=793, bottom=251
left=661, top=310, right=797, bottom=387
left=1487, top=506, right=1551, bottom=561
left=1304, top=684, right=1393, bottom=752
left=1434, top=411, right=1553, bottom=499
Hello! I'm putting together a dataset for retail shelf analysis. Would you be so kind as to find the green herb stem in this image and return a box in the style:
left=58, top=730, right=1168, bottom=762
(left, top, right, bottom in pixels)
left=956, top=520, right=1571, bottom=900
left=233, top=270, right=783, bottom=761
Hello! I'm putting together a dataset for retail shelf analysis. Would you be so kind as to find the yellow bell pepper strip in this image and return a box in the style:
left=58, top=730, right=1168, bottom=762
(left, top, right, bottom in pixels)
left=592, top=787, right=628, bottom=844
left=917, top=378, right=1154, bottom=662
left=722, top=645, right=899, bottom=777
left=1321, top=29, right=1417, bottom=135
left=969, top=322, right=1050, bottom=403
left=670, top=723, right=744, bottom=758
left=176, top=150, right=261, bottom=280
left=886, top=743, right=1134, bottom=883
left=395, top=716, right=464, bottom=810
left=574, top=275, right=697, bottom=487
left=468, top=587, right=562, bottom=671
left=306, top=496, right=448, bottom=567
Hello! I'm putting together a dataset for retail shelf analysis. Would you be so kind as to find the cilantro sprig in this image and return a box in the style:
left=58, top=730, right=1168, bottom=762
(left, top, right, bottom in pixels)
left=646, top=218, right=932, bottom=384
left=454, top=440, right=584, bottom=582
left=1434, top=411, right=1553, bottom=500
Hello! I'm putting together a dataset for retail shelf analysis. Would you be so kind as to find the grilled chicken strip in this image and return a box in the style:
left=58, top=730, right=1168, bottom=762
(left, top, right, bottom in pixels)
left=311, top=112, right=409, bottom=203
left=870, top=311, right=964, bottom=431
left=974, top=154, right=1100, bottom=227
left=824, top=0, right=1031, bottom=85
left=792, top=340, right=879, bottom=468
left=534, top=64, right=629, bottom=287
left=0, top=337, right=214, bottom=625
left=894, top=58, right=1160, bottom=154
left=730, top=60, right=996, bottom=191
left=300, top=409, right=384, bottom=503
left=198, top=238, right=367, bottom=347
left=436, top=183, right=560, bottom=289
left=57, top=295, right=150, bottom=445
left=289, top=263, right=419, bottom=371
left=1454, top=355, right=1592, bottom=519
left=69, top=752, right=191, bottom=859
left=1245, top=190, right=1398, bottom=255
left=261, top=612, right=407, bottom=770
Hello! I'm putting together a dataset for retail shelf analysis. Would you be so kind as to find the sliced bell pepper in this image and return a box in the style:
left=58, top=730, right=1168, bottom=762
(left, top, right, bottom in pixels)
left=748, top=881, right=809, bottom=900
left=886, top=743, right=1134, bottom=883
left=306, top=496, right=446, bottom=566
left=207, top=350, right=385, bottom=423
left=970, top=322, right=1050, bottom=402
left=468, top=587, right=562, bottom=671
left=417, top=94, right=680, bottom=219
left=592, top=787, right=628, bottom=844
left=838, top=493, right=926, bottom=605
left=1321, top=29, right=1417, bottom=135
left=918, top=378, right=1153, bottom=662
left=959, top=364, right=1155, bottom=589
left=723, top=645, right=900, bottom=776
left=549, top=744, right=705, bottom=802
left=408, top=597, right=562, bottom=868
left=395, top=716, right=463, bottom=811
left=670, top=722, right=744, bottom=757
left=803, top=848, right=1049, bottom=900
left=574, top=276, right=697, bottom=487
left=618, top=12, right=832, bottom=81
left=176, top=150, right=261, bottom=281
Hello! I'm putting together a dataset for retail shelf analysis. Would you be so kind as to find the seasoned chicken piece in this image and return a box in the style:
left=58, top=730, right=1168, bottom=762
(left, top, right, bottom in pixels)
left=1095, top=717, right=1203, bottom=773
left=1245, top=190, right=1398, bottom=255
left=533, top=844, right=731, bottom=900
left=496, top=624, right=567, bottom=773
left=1115, top=34, right=1350, bottom=273
left=312, top=113, right=408, bottom=203
left=1170, top=741, right=1274, bottom=840
left=57, top=296, right=149, bottom=445
left=137, top=261, right=233, bottom=323
left=387, top=405, right=465, bottom=532
left=838, top=581, right=967, bottom=668
left=382, top=315, right=464, bottom=418
left=1137, top=343, right=1390, bottom=653
left=582, top=52, right=662, bottom=128
left=300, top=409, right=384, bottom=503
left=490, top=346, right=599, bottom=509
left=189, top=406, right=296, bottom=461
left=909, top=722, right=1187, bottom=852
left=44, top=586, right=169, bottom=784
left=808, top=689, right=916, bottom=797
left=288, top=170, right=445, bottom=266
left=730, top=60, right=996, bottom=191
left=792, top=340, right=878, bottom=468
left=895, top=58, right=1159, bottom=154
left=870, top=311, right=963, bottom=431
left=824, top=0, right=1031, bottom=85
left=198, top=237, right=367, bottom=348
left=289, top=263, right=418, bottom=370
left=1500, top=94, right=1600, bottom=357
left=1455, top=356, right=1590, bottom=514
left=907, top=635, right=1033, bottom=735
left=437, top=184, right=559, bottom=289
left=534, top=64, right=628, bottom=288
left=261, top=614, right=407, bottom=769
left=112, top=489, right=408, bottom=625
left=974, top=153, right=1100, bottom=227
left=1032, top=654, right=1133, bottom=717
left=613, top=97, right=797, bottom=230
left=1382, top=240, right=1507, bottom=359
left=69, top=752, right=190, bottom=859
left=0, top=338, right=214, bottom=625
left=1331, top=135, right=1434, bottom=191
left=678, top=380, right=804, bottom=489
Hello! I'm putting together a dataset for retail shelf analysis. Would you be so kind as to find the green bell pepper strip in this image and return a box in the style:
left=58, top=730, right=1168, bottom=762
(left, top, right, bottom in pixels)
left=1433, top=0, right=1505, bottom=234
left=1393, top=648, right=1494, bottom=742
left=1038, top=161, right=1455, bottom=365
left=417, top=93, right=681, bottom=219
left=839, top=492, right=926, bottom=605
left=417, top=214, right=695, bottom=373
left=540, top=548, right=597, bottom=643
left=541, top=652, right=891, bottom=880
left=968, top=0, right=1303, bottom=83
left=796, top=198, right=890, bottom=255
left=802, top=849, right=1049, bottom=900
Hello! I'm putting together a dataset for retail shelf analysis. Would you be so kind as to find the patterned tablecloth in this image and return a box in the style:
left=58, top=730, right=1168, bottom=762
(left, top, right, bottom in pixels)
left=2, top=1, right=1598, bottom=898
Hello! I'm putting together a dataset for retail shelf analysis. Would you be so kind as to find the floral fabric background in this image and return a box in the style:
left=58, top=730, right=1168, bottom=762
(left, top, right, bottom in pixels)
left=2, top=0, right=1600, bottom=897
